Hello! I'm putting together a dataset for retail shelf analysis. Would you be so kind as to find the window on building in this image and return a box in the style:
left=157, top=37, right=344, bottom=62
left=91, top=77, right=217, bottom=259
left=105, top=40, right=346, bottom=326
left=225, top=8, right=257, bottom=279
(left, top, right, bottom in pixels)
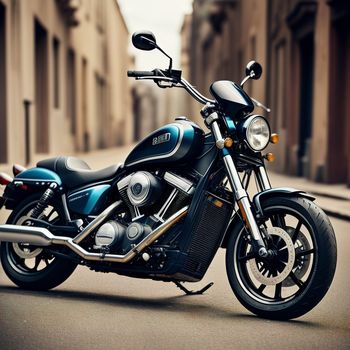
left=34, top=19, right=49, bottom=153
left=95, top=0, right=106, bottom=33
left=275, top=42, right=286, bottom=130
left=95, top=73, right=107, bottom=148
left=82, top=58, right=89, bottom=151
left=53, top=37, right=60, bottom=109
left=67, top=48, right=76, bottom=135
left=0, top=2, right=7, bottom=163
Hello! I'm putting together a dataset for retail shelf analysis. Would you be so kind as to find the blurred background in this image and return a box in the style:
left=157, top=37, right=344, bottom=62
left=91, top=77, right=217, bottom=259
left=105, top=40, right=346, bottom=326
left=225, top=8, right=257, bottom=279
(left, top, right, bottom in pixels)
left=0, top=0, right=349, bottom=187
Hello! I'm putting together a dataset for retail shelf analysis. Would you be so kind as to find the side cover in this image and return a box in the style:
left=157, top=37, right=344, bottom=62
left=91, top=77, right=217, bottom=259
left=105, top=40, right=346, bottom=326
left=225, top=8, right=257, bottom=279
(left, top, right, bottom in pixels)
left=67, top=184, right=111, bottom=215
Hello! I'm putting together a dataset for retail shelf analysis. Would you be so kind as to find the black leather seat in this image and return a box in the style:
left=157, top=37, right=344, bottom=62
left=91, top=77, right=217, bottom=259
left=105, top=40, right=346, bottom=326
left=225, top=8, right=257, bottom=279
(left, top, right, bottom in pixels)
left=37, top=156, right=121, bottom=189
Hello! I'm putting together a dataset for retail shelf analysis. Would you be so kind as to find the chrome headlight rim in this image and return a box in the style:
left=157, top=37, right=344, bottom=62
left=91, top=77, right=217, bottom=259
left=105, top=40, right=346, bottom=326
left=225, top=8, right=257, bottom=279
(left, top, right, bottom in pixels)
left=243, top=115, right=271, bottom=152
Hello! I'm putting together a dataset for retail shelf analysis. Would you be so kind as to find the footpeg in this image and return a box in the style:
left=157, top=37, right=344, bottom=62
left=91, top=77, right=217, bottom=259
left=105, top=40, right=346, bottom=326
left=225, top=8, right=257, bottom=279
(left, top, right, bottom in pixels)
left=174, top=281, right=214, bottom=295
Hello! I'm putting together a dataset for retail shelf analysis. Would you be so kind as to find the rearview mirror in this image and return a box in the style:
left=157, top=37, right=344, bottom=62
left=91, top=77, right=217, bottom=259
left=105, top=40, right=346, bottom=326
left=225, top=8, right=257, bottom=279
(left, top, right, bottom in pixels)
left=245, top=61, right=262, bottom=80
left=132, top=31, right=157, bottom=51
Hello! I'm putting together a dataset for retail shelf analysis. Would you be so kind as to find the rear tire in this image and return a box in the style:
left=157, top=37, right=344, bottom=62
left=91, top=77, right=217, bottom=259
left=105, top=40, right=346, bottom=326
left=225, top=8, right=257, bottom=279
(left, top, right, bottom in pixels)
left=0, top=194, right=77, bottom=290
left=226, top=196, right=337, bottom=320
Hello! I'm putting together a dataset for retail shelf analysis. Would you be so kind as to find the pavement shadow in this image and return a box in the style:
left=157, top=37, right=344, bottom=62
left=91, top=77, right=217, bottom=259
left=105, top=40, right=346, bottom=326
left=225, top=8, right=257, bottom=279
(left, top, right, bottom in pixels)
left=0, top=285, right=327, bottom=329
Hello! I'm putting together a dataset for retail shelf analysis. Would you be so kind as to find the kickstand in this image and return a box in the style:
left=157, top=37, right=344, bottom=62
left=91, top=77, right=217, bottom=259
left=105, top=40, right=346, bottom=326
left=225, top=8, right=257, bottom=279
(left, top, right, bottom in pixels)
left=174, top=281, right=214, bottom=295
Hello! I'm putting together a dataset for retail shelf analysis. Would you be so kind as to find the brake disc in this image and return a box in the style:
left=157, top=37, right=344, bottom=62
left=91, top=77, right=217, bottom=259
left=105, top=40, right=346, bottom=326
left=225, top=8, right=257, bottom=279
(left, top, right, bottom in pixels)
left=249, top=227, right=295, bottom=285
left=283, top=228, right=311, bottom=287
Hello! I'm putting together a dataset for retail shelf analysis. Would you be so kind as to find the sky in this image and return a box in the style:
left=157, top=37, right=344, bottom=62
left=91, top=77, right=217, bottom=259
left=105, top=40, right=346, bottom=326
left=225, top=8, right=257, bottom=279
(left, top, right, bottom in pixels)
left=118, top=0, right=193, bottom=71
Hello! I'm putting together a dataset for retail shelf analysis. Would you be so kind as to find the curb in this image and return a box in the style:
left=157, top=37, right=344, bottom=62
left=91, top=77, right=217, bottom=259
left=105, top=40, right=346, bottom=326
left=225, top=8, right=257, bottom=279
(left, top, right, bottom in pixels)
left=322, top=209, right=350, bottom=222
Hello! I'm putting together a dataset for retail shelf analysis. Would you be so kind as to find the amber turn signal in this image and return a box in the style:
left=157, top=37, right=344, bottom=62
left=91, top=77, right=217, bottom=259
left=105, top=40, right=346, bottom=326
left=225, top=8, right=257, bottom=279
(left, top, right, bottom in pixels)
left=265, top=153, right=275, bottom=162
left=224, top=137, right=234, bottom=148
left=270, top=133, right=279, bottom=144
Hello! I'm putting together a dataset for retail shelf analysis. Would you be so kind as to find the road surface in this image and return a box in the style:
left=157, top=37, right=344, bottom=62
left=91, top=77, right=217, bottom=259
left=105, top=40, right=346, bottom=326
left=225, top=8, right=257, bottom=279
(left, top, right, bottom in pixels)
left=0, top=216, right=349, bottom=350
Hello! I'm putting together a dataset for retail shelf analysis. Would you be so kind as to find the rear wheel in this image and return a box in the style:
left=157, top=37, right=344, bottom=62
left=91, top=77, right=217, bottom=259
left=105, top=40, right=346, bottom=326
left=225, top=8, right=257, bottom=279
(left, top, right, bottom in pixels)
left=0, top=194, right=77, bottom=290
left=226, top=196, right=337, bottom=320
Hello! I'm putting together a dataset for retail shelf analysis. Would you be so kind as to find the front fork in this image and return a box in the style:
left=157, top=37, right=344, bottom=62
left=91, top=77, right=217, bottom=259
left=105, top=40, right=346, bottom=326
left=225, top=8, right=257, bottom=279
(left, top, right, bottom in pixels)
left=211, top=118, right=271, bottom=257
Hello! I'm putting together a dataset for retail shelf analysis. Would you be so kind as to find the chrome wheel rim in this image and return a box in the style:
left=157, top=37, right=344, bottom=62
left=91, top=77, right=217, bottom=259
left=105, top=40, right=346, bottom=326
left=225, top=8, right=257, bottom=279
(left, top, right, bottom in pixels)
left=6, top=202, right=61, bottom=276
left=233, top=206, right=316, bottom=305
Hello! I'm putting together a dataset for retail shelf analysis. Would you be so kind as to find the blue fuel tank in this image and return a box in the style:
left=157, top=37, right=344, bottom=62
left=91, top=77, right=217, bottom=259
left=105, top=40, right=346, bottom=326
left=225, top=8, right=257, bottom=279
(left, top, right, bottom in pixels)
left=125, top=120, right=205, bottom=168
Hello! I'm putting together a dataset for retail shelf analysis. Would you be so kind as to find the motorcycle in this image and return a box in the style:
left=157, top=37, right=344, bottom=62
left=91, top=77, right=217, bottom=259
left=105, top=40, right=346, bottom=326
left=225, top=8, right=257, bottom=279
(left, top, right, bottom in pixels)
left=0, top=31, right=337, bottom=320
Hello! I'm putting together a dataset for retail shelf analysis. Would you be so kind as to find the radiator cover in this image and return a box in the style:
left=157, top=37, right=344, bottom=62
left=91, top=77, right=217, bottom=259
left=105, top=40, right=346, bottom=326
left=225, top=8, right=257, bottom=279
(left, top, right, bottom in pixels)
left=178, top=192, right=232, bottom=281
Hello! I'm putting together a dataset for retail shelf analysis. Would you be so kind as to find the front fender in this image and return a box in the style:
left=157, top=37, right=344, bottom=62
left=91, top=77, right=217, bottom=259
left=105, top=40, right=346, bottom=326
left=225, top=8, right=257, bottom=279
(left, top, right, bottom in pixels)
left=253, top=187, right=315, bottom=217
left=221, top=187, right=315, bottom=249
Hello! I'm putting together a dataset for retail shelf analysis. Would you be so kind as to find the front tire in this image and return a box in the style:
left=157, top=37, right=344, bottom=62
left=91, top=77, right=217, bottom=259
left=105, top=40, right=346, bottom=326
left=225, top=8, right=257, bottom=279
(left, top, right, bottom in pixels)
left=0, top=194, right=77, bottom=290
left=226, top=196, right=337, bottom=320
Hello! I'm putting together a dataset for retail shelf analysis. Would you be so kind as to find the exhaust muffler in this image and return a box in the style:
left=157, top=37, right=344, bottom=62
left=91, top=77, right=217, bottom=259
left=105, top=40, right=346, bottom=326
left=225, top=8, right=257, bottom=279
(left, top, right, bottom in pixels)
left=0, top=224, right=54, bottom=246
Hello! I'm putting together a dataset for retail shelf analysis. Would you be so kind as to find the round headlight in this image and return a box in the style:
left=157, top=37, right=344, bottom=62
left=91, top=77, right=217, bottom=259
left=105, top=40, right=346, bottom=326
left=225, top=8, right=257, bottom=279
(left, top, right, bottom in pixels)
left=245, top=116, right=271, bottom=151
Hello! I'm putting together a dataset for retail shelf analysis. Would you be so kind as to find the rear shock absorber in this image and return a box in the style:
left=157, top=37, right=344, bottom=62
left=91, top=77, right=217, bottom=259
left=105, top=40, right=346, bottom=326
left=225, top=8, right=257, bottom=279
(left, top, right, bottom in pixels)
left=30, top=183, right=57, bottom=219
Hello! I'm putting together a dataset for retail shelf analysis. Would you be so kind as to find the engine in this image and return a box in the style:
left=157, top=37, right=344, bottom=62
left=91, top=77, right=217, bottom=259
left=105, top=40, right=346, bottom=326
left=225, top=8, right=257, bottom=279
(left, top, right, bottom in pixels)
left=93, top=170, right=195, bottom=254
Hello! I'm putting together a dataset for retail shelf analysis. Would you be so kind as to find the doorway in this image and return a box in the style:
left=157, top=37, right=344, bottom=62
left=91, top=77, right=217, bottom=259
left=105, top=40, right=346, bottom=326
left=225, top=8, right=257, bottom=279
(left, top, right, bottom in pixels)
left=67, top=48, right=76, bottom=137
left=328, top=14, right=350, bottom=184
left=82, top=58, right=89, bottom=151
left=297, top=33, right=314, bottom=177
left=0, top=3, right=7, bottom=163
left=34, top=19, right=49, bottom=153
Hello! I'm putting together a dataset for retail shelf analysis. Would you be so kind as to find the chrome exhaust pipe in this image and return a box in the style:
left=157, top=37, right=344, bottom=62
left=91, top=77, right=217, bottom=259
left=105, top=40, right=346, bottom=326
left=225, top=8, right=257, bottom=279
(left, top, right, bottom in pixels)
left=0, top=206, right=188, bottom=263
left=0, top=225, right=54, bottom=246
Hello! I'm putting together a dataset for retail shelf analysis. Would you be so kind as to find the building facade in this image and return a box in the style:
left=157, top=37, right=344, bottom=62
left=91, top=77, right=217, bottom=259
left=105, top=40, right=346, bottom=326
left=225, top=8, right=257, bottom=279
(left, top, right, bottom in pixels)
left=0, top=0, right=133, bottom=174
left=181, top=0, right=350, bottom=186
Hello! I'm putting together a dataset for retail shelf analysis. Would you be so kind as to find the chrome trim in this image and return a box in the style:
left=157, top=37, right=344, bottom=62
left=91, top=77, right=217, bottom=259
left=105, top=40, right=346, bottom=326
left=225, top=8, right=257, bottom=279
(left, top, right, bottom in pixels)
left=0, top=225, right=55, bottom=246
left=126, top=124, right=184, bottom=167
left=251, top=97, right=271, bottom=113
left=211, top=120, right=225, bottom=149
left=73, top=201, right=123, bottom=244
left=164, top=172, right=194, bottom=195
left=257, top=166, right=271, bottom=190
left=180, top=78, right=215, bottom=105
left=223, top=155, right=263, bottom=243
left=61, top=194, right=71, bottom=222
left=244, top=115, right=271, bottom=152
left=211, top=116, right=265, bottom=248
left=154, top=188, right=178, bottom=222
left=132, top=206, right=144, bottom=221
left=223, top=156, right=246, bottom=201
left=0, top=206, right=188, bottom=263
left=127, top=172, right=152, bottom=206
left=117, top=174, right=133, bottom=191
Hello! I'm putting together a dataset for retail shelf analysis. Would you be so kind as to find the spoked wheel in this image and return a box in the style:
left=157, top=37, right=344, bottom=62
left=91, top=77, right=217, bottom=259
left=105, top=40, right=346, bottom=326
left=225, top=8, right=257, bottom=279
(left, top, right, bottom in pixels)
left=0, top=194, right=77, bottom=290
left=226, top=196, right=337, bottom=320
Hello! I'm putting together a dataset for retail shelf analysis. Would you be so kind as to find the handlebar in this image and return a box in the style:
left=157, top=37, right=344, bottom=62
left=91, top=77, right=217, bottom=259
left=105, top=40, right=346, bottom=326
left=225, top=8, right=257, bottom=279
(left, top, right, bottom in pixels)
left=127, top=68, right=215, bottom=105
left=127, top=70, right=155, bottom=78
left=127, top=68, right=270, bottom=113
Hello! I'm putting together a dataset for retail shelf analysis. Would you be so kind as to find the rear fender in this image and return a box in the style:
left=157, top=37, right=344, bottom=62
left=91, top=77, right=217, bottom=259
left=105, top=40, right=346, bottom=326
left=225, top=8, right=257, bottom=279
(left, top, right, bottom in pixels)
left=2, top=167, right=62, bottom=210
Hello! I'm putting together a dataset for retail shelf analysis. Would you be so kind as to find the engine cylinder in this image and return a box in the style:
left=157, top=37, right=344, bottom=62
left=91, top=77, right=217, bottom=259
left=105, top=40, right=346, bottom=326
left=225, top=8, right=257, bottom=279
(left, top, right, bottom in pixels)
left=126, top=171, right=163, bottom=207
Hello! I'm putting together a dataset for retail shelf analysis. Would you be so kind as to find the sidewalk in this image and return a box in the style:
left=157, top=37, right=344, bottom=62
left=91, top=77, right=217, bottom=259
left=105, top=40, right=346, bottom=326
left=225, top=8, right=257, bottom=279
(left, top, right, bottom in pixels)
left=268, top=171, right=350, bottom=221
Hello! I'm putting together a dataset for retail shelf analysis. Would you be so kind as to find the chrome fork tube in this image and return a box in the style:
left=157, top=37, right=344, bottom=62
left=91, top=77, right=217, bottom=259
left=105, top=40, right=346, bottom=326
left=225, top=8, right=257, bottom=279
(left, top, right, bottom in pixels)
left=210, top=119, right=268, bottom=256
left=256, top=166, right=271, bottom=191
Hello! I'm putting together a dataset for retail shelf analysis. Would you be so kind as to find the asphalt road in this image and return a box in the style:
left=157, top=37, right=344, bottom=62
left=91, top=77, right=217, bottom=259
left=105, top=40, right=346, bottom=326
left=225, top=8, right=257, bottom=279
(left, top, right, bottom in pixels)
left=0, top=216, right=349, bottom=350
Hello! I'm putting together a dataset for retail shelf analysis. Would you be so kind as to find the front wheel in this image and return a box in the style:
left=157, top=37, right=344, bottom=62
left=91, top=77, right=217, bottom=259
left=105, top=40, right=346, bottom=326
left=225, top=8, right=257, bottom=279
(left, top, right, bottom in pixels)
left=226, top=196, right=337, bottom=320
